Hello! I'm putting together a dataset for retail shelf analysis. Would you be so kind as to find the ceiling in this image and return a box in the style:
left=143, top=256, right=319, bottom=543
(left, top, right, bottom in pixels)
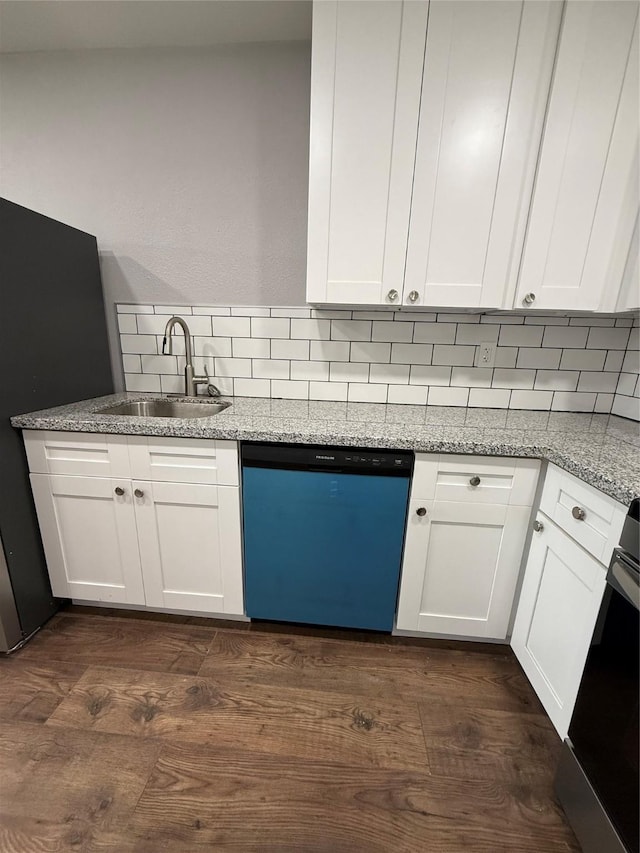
left=0, top=0, right=312, bottom=53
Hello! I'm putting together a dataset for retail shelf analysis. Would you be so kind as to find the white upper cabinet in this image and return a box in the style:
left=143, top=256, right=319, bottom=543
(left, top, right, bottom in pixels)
left=307, top=0, right=562, bottom=309
left=404, top=1, right=561, bottom=309
left=515, top=1, right=639, bottom=312
left=306, top=1, right=427, bottom=305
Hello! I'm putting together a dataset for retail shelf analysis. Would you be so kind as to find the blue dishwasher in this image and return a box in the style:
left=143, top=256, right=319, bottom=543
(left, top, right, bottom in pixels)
left=241, top=443, right=413, bottom=632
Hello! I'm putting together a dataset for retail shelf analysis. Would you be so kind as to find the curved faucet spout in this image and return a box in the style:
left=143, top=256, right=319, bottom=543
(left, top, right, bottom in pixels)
left=162, top=315, right=208, bottom=396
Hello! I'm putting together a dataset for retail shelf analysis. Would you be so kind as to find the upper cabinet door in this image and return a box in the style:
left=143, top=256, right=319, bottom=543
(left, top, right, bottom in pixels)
left=404, top=1, right=561, bottom=309
left=516, top=1, right=639, bottom=312
left=306, top=1, right=428, bottom=305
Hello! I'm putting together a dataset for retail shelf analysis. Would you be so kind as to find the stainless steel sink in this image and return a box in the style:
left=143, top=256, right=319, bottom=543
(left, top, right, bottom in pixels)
left=96, top=399, right=231, bottom=418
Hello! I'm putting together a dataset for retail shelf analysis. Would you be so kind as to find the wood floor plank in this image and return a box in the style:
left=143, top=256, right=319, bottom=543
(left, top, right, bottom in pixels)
left=120, top=741, right=579, bottom=853
left=46, top=665, right=428, bottom=771
left=419, top=701, right=562, bottom=784
left=17, top=614, right=215, bottom=675
left=0, top=654, right=86, bottom=723
left=0, top=720, right=160, bottom=852
left=199, top=629, right=539, bottom=713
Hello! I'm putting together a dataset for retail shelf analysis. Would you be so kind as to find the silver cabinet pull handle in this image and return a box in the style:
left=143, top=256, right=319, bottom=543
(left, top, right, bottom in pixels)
left=572, top=506, right=586, bottom=521
left=533, top=520, right=544, bottom=532
left=523, top=292, right=536, bottom=305
left=407, top=290, right=420, bottom=303
left=134, top=488, right=145, bottom=499
left=469, top=476, right=481, bottom=487
left=114, top=486, right=125, bottom=497
left=416, top=507, right=427, bottom=517
left=387, top=289, right=399, bottom=302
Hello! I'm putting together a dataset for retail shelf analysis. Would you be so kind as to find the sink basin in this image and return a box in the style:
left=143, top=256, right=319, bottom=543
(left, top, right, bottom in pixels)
left=96, top=399, right=231, bottom=418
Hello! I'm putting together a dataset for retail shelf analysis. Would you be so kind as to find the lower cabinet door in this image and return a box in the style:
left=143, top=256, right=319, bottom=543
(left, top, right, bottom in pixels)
left=29, top=473, right=145, bottom=605
left=511, top=514, right=607, bottom=739
left=133, top=480, right=243, bottom=616
left=396, top=499, right=531, bottom=639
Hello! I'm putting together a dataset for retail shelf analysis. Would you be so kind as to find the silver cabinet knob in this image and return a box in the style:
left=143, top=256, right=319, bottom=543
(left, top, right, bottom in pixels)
left=416, top=507, right=427, bottom=517
left=469, top=476, right=481, bottom=487
left=134, top=488, right=145, bottom=499
left=114, top=486, right=125, bottom=497
left=533, top=520, right=544, bottom=532
left=572, top=506, right=586, bottom=521
left=523, top=292, right=536, bottom=305
left=407, top=290, right=420, bottom=304
left=387, top=289, right=399, bottom=302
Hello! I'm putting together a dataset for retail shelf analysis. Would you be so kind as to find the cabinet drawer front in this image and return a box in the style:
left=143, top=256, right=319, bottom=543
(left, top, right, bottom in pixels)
left=412, top=454, right=539, bottom=505
left=127, top=436, right=239, bottom=485
left=24, top=431, right=130, bottom=478
left=540, top=464, right=626, bottom=564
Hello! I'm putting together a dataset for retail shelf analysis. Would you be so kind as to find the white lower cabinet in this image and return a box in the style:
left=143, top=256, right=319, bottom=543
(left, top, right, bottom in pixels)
left=396, top=455, right=539, bottom=640
left=25, top=431, right=244, bottom=617
left=511, top=514, right=606, bottom=739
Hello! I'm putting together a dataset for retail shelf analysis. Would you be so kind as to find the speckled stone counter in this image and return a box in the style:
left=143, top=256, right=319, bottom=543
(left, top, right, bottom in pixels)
left=11, top=393, right=640, bottom=505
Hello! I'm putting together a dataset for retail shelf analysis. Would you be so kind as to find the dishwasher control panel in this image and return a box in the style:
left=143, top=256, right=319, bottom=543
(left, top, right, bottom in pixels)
left=241, top=443, right=413, bottom=477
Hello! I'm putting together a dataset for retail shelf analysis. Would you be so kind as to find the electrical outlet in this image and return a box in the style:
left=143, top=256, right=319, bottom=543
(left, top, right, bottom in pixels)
left=477, top=342, right=496, bottom=368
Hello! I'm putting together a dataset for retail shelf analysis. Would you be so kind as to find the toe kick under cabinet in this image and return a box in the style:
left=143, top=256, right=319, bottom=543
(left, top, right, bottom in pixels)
left=396, top=454, right=540, bottom=640
left=23, top=431, right=244, bottom=617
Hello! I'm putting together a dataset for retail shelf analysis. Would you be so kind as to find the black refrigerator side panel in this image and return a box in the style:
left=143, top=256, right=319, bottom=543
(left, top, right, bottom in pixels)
left=0, top=198, right=114, bottom=637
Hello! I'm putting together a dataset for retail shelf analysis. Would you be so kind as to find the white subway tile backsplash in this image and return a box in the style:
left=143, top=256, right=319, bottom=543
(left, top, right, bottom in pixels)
left=121, top=335, right=157, bottom=354
left=213, top=317, right=251, bottom=338
left=542, top=326, right=588, bottom=348
left=451, top=367, right=492, bottom=387
left=350, top=342, right=391, bottom=363
left=232, top=338, right=270, bottom=359
left=331, top=320, right=372, bottom=341
left=252, top=359, right=289, bottom=380
left=517, top=348, right=562, bottom=369
left=468, top=388, right=511, bottom=408
left=117, top=314, right=138, bottom=334
left=251, top=317, right=290, bottom=339
left=369, top=363, right=410, bottom=384
left=391, top=343, right=433, bottom=365
left=499, top=325, right=543, bottom=347
left=577, top=372, right=619, bottom=393
left=234, top=378, right=270, bottom=397
left=291, top=319, right=330, bottom=340
left=612, top=395, right=640, bottom=420
left=272, top=379, right=309, bottom=400
left=428, top=387, right=469, bottom=407
left=455, top=324, right=500, bottom=345
left=387, top=384, right=428, bottom=405
left=348, top=383, right=388, bottom=403
left=290, top=361, right=330, bottom=382
left=329, top=362, right=369, bottom=383
left=432, top=345, right=475, bottom=366
left=551, top=392, right=597, bottom=412
left=122, top=354, right=141, bottom=373
left=510, top=390, right=554, bottom=410
left=534, top=370, right=579, bottom=391
left=371, top=321, right=413, bottom=343
left=587, top=327, right=631, bottom=350
left=560, top=349, right=607, bottom=371
left=413, top=323, right=456, bottom=344
left=409, top=365, right=452, bottom=386
left=272, top=339, right=310, bottom=360
left=309, top=381, right=348, bottom=401
left=492, top=368, right=535, bottom=389
left=118, top=303, right=639, bottom=417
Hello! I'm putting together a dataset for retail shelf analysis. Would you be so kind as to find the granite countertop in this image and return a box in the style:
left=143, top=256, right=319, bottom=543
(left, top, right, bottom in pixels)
left=11, top=392, right=640, bottom=506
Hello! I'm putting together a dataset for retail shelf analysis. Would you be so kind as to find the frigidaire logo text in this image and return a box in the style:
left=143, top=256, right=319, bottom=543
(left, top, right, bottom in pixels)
left=315, top=455, right=335, bottom=461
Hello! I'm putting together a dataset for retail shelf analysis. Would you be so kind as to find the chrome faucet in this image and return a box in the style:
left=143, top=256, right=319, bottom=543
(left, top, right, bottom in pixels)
left=162, top=316, right=220, bottom=397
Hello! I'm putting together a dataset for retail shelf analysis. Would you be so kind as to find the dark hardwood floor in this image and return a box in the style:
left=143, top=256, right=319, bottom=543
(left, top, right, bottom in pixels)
left=0, top=607, right=580, bottom=852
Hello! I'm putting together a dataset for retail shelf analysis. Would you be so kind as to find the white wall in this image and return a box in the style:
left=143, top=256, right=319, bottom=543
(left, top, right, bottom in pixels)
left=0, top=42, right=311, bottom=383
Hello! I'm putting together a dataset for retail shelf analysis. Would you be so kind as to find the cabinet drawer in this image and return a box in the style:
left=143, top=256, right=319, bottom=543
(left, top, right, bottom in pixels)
left=412, top=454, right=539, bottom=506
left=23, top=431, right=130, bottom=478
left=539, top=464, right=626, bottom=565
left=127, top=436, right=239, bottom=486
